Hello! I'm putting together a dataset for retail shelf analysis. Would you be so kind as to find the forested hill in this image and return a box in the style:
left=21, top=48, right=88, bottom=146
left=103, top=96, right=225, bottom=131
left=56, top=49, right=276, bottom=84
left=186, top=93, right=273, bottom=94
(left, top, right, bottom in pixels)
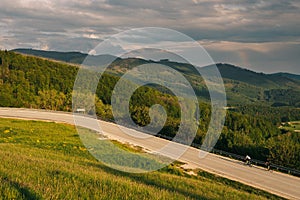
left=271, top=72, right=300, bottom=81
left=12, top=48, right=300, bottom=107
left=1, top=50, right=300, bottom=170
left=210, top=64, right=300, bottom=89
left=13, top=48, right=88, bottom=64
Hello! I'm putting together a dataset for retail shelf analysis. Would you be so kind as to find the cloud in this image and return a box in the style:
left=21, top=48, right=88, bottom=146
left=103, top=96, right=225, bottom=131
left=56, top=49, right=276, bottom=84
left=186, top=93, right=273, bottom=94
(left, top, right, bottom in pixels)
left=203, top=41, right=300, bottom=74
left=0, top=0, right=299, bottom=73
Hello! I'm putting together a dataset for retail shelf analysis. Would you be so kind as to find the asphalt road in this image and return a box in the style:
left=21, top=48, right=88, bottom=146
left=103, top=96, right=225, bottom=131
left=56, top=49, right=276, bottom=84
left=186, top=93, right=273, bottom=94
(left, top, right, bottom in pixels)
left=0, top=108, right=299, bottom=199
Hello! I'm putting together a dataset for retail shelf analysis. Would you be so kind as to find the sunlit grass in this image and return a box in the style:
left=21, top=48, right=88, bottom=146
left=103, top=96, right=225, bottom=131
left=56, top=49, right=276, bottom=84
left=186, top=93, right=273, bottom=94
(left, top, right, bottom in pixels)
left=0, top=118, right=283, bottom=199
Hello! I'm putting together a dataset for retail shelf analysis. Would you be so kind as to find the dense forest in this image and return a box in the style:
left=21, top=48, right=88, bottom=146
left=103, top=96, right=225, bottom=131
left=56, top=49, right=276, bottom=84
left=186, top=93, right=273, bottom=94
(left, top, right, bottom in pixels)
left=0, top=50, right=299, bottom=170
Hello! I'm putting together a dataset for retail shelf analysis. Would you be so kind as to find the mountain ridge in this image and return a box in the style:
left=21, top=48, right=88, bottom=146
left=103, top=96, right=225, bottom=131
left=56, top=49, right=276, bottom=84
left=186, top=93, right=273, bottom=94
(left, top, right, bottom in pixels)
left=12, top=48, right=300, bottom=77
left=10, top=48, right=300, bottom=107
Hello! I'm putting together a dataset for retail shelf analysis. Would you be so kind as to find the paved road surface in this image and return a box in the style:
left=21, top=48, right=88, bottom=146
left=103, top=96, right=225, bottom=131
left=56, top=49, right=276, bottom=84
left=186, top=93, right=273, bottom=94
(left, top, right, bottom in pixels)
left=0, top=108, right=299, bottom=199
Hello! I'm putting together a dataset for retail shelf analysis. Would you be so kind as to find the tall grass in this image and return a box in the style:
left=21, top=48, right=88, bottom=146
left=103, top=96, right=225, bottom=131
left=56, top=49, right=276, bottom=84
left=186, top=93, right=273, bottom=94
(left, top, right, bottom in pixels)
left=0, top=118, right=283, bottom=199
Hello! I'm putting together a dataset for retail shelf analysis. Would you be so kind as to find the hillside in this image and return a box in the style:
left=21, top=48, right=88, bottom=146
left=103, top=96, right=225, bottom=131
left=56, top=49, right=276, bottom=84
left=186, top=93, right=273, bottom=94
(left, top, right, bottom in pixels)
left=0, top=118, right=282, bottom=199
left=208, top=64, right=300, bottom=106
left=211, top=64, right=300, bottom=89
left=12, top=48, right=300, bottom=107
left=13, top=48, right=88, bottom=64
left=272, top=72, right=300, bottom=81
left=1, top=50, right=300, bottom=170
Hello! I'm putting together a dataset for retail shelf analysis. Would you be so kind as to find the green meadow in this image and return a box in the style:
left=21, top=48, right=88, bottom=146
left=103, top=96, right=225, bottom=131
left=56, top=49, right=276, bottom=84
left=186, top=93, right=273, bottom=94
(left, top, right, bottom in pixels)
left=0, top=118, right=283, bottom=199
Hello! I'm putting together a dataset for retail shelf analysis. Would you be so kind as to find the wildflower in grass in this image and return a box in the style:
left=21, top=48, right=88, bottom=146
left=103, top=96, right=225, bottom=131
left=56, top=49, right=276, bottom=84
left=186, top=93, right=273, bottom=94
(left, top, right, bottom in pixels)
left=3, top=130, right=10, bottom=134
left=79, top=147, right=86, bottom=151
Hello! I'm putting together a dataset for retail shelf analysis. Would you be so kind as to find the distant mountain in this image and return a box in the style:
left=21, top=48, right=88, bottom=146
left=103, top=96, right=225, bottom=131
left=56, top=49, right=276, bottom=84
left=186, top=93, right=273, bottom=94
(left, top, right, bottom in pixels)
left=13, top=48, right=88, bottom=64
left=271, top=72, right=300, bottom=81
left=11, top=48, right=300, bottom=107
left=208, top=64, right=300, bottom=106
left=200, top=63, right=300, bottom=89
left=12, top=48, right=118, bottom=66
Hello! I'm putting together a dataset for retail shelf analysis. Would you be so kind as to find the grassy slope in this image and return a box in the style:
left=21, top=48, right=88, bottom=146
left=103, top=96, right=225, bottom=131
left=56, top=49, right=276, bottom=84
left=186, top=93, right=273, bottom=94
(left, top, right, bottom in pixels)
left=0, top=118, right=283, bottom=200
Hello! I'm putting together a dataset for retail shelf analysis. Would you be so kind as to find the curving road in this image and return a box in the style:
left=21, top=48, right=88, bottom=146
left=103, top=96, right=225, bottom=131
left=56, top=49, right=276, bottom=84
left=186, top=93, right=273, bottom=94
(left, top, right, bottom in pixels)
left=0, top=108, right=299, bottom=199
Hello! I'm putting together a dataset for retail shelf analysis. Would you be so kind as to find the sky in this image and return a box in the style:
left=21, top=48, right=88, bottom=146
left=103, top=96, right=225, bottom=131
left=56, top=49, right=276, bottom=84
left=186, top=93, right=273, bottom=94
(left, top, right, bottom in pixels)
left=0, top=0, right=299, bottom=74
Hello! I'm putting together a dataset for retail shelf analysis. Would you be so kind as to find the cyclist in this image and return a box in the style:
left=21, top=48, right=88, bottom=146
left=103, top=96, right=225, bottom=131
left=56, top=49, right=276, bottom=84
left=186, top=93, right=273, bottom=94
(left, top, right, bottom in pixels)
left=245, top=155, right=251, bottom=165
left=265, top=161, right=271, bottom=171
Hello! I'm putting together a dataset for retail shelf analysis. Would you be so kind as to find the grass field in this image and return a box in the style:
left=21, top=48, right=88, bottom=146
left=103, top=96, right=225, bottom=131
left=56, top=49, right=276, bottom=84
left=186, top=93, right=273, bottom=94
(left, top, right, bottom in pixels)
left=0, top=118, right=284, bottom=199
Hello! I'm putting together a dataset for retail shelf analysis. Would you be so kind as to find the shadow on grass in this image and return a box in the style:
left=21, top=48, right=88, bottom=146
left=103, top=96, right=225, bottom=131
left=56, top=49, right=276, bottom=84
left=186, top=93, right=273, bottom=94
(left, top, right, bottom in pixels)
left=0, top=176, right=41, bottom=200
left=83, top=160, right=284, bottom=200
left=85, top=161, right=211, bottom=200
left=196, top=170, right=285, bottom=200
